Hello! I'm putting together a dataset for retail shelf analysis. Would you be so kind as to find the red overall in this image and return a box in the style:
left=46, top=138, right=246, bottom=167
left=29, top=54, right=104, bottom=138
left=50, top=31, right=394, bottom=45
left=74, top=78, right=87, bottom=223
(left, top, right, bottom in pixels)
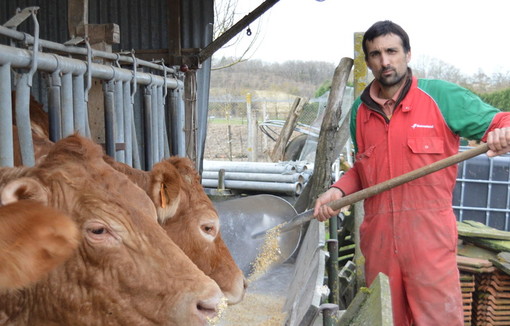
left=334, top=76, right=510, bottom=325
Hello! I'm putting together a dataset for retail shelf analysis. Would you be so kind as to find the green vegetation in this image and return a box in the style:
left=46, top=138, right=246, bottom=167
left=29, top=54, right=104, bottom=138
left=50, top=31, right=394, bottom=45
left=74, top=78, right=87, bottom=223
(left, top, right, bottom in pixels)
left=478, top=88, right=510, bottom=111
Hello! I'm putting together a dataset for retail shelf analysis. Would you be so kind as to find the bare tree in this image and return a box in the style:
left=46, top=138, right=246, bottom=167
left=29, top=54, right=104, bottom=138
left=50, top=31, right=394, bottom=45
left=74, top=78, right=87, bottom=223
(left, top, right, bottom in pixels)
left=212, top=0, right=265, bottom=70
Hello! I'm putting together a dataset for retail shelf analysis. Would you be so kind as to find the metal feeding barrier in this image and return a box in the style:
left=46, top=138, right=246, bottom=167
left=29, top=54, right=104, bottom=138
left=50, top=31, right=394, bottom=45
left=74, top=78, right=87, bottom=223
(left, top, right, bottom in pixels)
left=0, top=7, right=185, bottom=169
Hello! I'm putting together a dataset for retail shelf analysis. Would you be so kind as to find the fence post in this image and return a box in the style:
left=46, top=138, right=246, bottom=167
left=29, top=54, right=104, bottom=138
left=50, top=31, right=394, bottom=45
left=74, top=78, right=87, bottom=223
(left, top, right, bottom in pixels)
left=246, top=92, right=258, bottom=161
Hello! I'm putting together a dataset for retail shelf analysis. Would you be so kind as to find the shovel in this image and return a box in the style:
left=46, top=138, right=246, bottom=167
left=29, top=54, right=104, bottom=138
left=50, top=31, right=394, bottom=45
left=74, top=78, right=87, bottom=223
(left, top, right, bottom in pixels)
left=251, top=143, right=489, bottom=239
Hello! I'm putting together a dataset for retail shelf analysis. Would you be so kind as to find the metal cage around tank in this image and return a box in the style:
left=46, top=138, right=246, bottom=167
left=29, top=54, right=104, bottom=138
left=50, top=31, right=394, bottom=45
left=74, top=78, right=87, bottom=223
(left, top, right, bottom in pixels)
left=454, top=146, right=510, bottom=231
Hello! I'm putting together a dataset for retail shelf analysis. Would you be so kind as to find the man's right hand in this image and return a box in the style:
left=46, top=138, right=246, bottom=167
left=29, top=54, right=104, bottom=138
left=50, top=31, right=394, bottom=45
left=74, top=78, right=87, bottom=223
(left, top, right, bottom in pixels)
left=313, top=187, right=344, bottom=222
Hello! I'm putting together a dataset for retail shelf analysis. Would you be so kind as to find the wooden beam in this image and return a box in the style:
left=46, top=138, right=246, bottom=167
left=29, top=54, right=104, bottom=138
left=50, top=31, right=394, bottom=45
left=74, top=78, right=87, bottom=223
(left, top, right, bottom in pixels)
left=167, top=0, right=182, bottom=57
left=198, top=0, right=280, bottom=62
left=269, top=97, right=307, bottom=162
left=68, top=0, right=88, bottom=38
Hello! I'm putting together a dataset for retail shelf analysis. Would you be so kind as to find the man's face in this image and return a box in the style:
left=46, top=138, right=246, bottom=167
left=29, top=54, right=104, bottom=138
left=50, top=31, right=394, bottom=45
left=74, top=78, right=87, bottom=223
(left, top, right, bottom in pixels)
left=365, top=33, right=411, bottom=87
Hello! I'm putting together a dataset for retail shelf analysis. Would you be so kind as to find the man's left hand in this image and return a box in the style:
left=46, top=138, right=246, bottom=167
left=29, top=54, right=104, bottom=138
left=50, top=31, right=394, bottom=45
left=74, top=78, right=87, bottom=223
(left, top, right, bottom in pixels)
left=487, top=127, right=510, bottom=157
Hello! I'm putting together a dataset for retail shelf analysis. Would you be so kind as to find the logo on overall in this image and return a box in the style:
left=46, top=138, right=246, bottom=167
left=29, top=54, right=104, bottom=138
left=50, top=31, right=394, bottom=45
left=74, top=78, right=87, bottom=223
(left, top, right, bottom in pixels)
left=411, top=123, right=434, bottom=129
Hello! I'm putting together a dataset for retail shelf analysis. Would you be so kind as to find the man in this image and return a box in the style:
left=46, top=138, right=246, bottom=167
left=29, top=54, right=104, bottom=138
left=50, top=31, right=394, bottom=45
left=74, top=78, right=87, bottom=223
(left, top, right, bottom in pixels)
left=313, top=20, right=510, bottom=326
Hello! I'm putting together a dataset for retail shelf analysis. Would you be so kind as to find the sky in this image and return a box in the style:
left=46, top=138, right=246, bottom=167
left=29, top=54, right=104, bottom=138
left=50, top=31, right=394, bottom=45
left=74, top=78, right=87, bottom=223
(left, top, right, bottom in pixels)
left=213, top=0, right=509, bottom=76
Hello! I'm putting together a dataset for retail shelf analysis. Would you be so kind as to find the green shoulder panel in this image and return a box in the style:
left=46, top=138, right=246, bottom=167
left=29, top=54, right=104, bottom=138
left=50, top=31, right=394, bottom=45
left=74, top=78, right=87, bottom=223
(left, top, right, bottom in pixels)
left=350, top=97, right=363, bottom=154
left=417, top=79, right=501, bottom=140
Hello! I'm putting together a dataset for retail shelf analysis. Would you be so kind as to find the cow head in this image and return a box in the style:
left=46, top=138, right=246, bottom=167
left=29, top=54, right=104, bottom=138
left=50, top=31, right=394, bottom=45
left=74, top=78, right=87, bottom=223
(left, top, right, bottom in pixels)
left=153, top=157, right=247, bottom=305
left=0, top=135, right=223, bottom=326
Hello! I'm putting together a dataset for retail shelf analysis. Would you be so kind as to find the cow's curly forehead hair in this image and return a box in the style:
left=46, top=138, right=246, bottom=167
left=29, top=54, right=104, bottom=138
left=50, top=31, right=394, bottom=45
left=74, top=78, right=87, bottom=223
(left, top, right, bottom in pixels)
left=362, top=20, right=411, bottom=60
left=39, top=133, right=104, bottom=169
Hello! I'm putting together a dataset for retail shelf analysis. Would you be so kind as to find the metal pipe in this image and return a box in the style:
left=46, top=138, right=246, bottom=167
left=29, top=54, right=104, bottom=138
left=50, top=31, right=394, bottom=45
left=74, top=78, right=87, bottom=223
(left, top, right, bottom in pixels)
left=131, top=118, right=141, bottom=169
left=201, top=179, right=303, bottom=196
left=0, top=44, right=181, bottom=88
left=201, top=171, right=305, bottom=183
left=144, top=87, right=153, bottom=169
left=103, top=80, right=116, bottom=158
left=151, top=85, right=159, bottom=164
left=157, top=86, right=164, bottom=160
left=0, top=25, right=176, bottom=74
left=170, top=87, right=186, bottom=156
left=327, top=236, right=340, bottom=306
left=61, top=72, right=74, bottom=137
left=14, top=74, right=35, bottom=166
left=123, top=81, right=133, bottom=166
left=48, top=71, right=62, bottom=141
left=72, top=74, right=86, bottom=135
left=0, top=64, right=13, bottom=167
left=114, top=80, right=125, bottom=163
left=27, top=9, right=39, bottom=87
left=320, top=303, right=340, bottom=326
left=203, top=160, right=298, bottom=174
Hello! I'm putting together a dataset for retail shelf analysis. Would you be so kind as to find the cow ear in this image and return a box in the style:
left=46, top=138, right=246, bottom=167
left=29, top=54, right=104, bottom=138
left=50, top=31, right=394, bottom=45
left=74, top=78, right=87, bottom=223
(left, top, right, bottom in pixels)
left=156, top=182, right=180, bottom=224
left=1, top=177, right=48, bottom=206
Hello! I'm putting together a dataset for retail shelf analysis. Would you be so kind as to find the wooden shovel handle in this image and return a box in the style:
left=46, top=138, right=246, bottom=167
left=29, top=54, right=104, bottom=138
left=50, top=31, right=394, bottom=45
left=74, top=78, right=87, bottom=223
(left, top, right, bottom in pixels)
left=327, top=143, right=489, bottom=211
left=253, top=143, right=489, bottom=238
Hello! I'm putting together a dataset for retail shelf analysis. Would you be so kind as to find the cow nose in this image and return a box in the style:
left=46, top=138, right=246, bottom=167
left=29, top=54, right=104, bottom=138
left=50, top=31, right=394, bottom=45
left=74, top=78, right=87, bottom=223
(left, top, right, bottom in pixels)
left=195, top=288, right=224, bottom=324
left=243, top=277, right=248, bottom=290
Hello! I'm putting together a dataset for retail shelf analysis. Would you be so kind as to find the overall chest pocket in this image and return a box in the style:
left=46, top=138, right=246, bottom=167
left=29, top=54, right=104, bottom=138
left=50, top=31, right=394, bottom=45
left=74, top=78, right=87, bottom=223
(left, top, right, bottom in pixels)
left=405, top=137, right=445, bottom=185
left=355, top=145, right=378, bottom=187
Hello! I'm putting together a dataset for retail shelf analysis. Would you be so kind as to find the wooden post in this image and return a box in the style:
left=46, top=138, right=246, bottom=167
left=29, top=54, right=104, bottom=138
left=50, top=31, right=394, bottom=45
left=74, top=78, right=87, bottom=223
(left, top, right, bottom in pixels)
left=353, top=32, right=370, bottom=289
left=269, top=96, right=307, bottom=162
left=246, top=93, right=258, bottom=161
left=294, top=58, right=353, bottom=213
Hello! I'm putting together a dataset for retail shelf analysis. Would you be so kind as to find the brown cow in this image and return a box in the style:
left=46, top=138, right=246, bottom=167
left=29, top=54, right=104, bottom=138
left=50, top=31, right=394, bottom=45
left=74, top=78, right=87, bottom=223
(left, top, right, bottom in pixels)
left=103, top=155, right=247, bottom=305
left=11, top=94, right=246, bottom=304
left=0, top=200, right=80, bottom=289
left=0, top=134, right=223, bottom=326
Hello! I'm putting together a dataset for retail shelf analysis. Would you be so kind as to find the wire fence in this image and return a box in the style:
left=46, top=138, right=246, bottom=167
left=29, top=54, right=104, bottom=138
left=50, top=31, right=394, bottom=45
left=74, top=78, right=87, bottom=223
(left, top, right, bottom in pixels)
left=205, top=90, right=353, bottom=162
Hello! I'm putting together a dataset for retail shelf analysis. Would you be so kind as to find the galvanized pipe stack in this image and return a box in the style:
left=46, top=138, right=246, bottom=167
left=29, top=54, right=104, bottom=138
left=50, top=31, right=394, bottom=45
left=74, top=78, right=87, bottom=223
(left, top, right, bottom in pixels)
left=201, top=160, right=313, bottom=196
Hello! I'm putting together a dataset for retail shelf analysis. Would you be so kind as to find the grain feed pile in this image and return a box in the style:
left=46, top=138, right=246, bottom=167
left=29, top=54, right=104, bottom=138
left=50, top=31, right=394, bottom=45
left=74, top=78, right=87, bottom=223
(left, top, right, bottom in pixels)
left=248, top=223, right=284, bottom=283
left=214, top=293, right=287, bottom=326
left=212, top=223, right=291, bottom=326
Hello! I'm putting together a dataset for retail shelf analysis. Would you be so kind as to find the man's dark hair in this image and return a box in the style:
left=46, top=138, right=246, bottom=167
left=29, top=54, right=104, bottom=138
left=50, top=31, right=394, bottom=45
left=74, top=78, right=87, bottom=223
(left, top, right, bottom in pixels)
left=362, top=20, right=411, bottom=60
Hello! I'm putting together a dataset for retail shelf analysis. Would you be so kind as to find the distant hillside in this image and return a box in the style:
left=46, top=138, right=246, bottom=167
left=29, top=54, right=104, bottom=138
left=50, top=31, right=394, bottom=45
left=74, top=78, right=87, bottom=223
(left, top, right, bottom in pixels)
left=210, top=58, right=337, bottom=98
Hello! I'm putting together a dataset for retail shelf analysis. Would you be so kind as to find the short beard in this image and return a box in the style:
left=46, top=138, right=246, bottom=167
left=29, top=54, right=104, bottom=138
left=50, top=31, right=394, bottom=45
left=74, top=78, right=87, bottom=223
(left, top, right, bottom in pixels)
left=378, top=69, right=407, bottom=87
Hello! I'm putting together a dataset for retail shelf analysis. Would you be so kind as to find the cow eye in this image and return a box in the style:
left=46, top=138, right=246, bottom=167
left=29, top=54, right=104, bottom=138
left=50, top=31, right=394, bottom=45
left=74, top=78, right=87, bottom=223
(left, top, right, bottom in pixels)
left=201, top=224, right=217, bottom=237
left=90, top=227, right=106, bottom=235
left=202, top=225, right=214, bottom=233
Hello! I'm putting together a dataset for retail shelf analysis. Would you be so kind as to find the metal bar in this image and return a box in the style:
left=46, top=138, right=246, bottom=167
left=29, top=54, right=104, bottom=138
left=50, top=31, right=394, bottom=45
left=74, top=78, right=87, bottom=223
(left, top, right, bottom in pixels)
left=131, top=119, right=141, bottom=169
left=123, top=81, right=133, bottom=166
left=486, top=159, right=495, bottom=226
left=14, top=74, right=35, bottom=166
left=151, top=85, right=159, bottom=164
left=27, top=9, right=39, bottom=87
left=0, top=44, right=180, bottom=88
left=203, top=160, right=299, bottom=174
left=61, top=72, right=74, bottom=137
left=48, top=71, right=62, bottom=142
left=201, top=171, right=305, bottom=183
left=201, top=179, right=303, bottom=196
left=72, top=74, right=87, bottom=135
left=157, top=86, right=164, bottom=160
left=327, top=228, right=339, bottom=306
left=115, top=80, right=125, bottom=163
left=144, top=87, right=153, bottom=169
left=103, top=80, right=116, bottom=157
left=170, top=87, right=185, bottom=156
left=0, top=64, right=14, bottom=167
left=0, top=26, right=176, bottom=74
